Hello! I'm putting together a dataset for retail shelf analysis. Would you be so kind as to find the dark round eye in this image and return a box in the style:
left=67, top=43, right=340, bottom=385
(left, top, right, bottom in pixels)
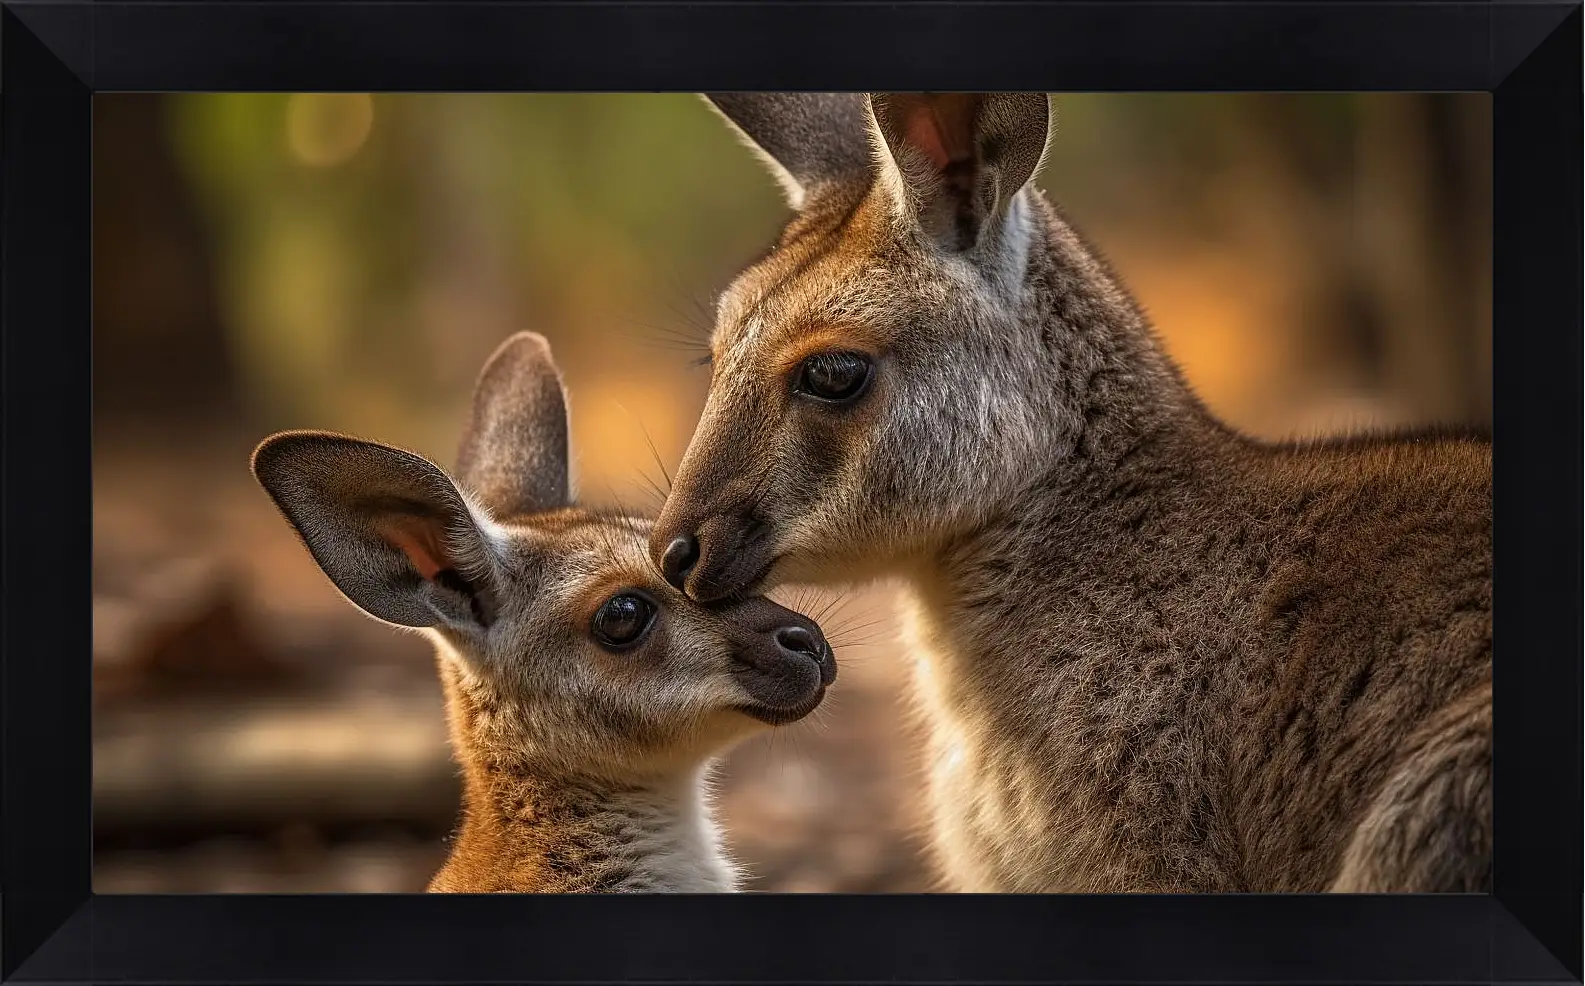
left=795, top=351, right=873, bottom=404
left=591, top=593, right=656, bottom=651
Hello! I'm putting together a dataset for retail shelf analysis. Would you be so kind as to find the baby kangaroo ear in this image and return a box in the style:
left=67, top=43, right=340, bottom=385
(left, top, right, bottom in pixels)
left=869, top=92, right=1051, bottom=254
left=455, top=332, right=571, bottom=519
left=252, top=431, right=501, bottom=632
left=702, top=93, right=874, bottom=210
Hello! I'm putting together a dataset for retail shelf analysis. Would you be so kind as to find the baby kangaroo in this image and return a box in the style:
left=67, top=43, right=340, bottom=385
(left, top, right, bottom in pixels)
left=652, top=93, right=1491, bottom=893
left=253, top=332, right=835, bottom=892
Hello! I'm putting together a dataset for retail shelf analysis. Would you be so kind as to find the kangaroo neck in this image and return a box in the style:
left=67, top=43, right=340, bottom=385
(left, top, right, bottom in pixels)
left=929, top=195, right=1234, bottom=550
left=908, top=196, right=1247, bottom=609
left=430, top=667, right=733, bottom=893
left=434, top=755, right=734, bottom=893
left=1028, top=196, right=1224, bottom=475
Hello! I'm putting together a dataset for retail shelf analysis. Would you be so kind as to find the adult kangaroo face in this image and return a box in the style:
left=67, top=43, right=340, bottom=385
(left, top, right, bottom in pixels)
left=652, top=93, right=1059, bottom=601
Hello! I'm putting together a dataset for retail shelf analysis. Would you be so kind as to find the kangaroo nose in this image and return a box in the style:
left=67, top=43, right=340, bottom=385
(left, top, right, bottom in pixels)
left=660, top=534, right=699, bottom=591
left=775, top=625, right=828, bottom=666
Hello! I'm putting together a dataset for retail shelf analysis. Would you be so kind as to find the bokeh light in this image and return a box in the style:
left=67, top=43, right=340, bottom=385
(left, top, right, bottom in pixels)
left=285, top=94, right=374, bottom=168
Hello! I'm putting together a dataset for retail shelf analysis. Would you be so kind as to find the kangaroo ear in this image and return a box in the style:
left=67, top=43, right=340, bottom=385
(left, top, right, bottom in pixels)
left=454, top=332, right=571, bottom=518
left=869, top=92, right=1051, bottom=254
left=252, top=431, right=501, bottom=632
left=703, top=93, right=874, bottom=210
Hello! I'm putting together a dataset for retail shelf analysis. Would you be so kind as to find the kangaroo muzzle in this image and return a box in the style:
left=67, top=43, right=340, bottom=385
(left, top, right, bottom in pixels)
left=714, top=596, right=836, bottom=725
left=650, top=510, right=779, bottom=604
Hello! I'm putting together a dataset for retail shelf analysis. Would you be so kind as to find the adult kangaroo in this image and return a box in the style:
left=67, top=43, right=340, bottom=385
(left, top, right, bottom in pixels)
left=651, top=93, right=1491, bottom=893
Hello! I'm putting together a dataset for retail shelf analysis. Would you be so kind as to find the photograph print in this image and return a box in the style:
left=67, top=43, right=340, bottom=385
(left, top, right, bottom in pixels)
left=94, top=91, right=1491, bottom=895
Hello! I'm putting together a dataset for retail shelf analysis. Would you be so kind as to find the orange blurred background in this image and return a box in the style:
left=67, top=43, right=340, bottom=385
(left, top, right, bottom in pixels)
left=93, top=93, right=1491, bottom=892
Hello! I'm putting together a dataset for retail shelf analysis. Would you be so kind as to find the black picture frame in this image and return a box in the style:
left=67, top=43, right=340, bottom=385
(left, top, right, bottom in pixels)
left=3, top=2, right=1579, bottom=983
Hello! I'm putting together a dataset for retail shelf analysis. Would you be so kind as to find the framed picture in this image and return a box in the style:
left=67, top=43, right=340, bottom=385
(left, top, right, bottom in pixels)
left=3, top=2, right=1578, bottom=983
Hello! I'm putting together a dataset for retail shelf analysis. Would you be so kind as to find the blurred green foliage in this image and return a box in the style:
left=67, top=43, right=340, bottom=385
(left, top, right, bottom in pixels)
left=166, top=94, right=789, bottom=448
left=119, top=93, right=1488, bottom=467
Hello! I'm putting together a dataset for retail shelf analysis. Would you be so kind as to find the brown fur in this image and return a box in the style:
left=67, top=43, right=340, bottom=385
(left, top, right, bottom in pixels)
left=653, top=93, right=1492, bottom=892
left=255, top=334, right=835, bottom=894
left=426, top=643, right=729, bottom=893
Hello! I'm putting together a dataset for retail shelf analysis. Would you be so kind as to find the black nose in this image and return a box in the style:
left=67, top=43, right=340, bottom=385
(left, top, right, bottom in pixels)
left=660, top=534, right=699, bottom=591
left=775, top=625, right=828, bottom=666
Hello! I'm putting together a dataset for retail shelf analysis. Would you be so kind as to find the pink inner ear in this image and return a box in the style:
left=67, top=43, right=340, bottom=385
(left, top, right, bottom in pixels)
left=902, top=104, right=953, bottom=172
left=376, top=517, right=450, bottom=581
left=896, top=94, right=982, bottom=172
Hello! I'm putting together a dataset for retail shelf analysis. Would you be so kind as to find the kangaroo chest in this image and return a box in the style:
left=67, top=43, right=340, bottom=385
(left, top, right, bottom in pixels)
left=898, top=586, right=1239, bottom=893
left=433, top=778, right=738, bottom=893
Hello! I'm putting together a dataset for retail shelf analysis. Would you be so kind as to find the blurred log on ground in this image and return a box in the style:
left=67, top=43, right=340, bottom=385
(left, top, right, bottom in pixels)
left=93, top=662, right=933, bottom=892
left=93, top=441, right=934, bottom=892
left=92, top=627, right=933, bottom=892
left=95, top=686, right=459, bottom=835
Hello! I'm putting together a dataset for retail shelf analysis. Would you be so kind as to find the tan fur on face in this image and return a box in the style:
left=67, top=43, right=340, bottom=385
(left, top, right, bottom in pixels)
left=658, top=93, right=1492, bottom=893
left=257, top=334, right=834, bottom=894
left=433, top=514, right=761, bottom=780
left=426, top=511, right=753, bottom=893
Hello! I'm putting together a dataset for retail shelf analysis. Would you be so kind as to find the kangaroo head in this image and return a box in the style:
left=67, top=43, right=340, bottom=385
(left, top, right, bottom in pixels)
left=254, top=333, right=835, bottom=783
left=652, top=93, right=1089, bottom=602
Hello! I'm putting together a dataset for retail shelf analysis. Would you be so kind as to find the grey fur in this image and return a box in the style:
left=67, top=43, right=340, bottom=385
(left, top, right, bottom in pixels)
left=654, top=91, right=1493, bottom=893
left=252, top=432, right=496, bottom=631
left=704, top=93, right=874, bottom=208
left=455, top=331, right=571, bottom=518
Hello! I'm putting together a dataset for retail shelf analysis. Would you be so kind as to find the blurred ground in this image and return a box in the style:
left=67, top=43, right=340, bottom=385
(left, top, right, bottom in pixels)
left=92, top=425, right=934, bottom=893
left=92, top=93, right=1490, bottom=893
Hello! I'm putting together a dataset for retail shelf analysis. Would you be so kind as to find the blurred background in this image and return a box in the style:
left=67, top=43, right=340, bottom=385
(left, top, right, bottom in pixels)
left=93, top=93, right=1491, bottom=893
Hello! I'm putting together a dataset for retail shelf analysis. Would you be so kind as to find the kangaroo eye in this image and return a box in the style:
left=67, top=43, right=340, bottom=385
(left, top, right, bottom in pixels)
left=795, top=352, right=873, bottom=404
left=591, top=593, right=657, bottom=651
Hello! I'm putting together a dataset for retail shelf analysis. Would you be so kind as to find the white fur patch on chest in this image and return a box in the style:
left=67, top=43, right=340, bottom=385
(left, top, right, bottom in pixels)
left=615, top=811, right=737, bottom=892
left=899, top=597, right=1070, bottom=892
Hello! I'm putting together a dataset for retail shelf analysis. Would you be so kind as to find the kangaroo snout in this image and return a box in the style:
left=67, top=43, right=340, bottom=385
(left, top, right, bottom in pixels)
left=774, top=624, right=827, bottom=666
left=650, top=511, right=777, bottom=603
left=658, top=533, right=698, bottom=589
left=767, top=622, right=837, bottom=688
left=718, top=597, right=835, bottom=724
left=725, top=596, right=830, bottom=664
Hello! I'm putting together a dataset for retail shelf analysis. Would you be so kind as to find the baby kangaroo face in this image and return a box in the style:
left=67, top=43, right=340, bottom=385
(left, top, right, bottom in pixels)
left=253, top=333, right=834, bottom=782
left=441, top=511, right=835, bottom=770
left=652, top=93, right=1056, bottom=603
